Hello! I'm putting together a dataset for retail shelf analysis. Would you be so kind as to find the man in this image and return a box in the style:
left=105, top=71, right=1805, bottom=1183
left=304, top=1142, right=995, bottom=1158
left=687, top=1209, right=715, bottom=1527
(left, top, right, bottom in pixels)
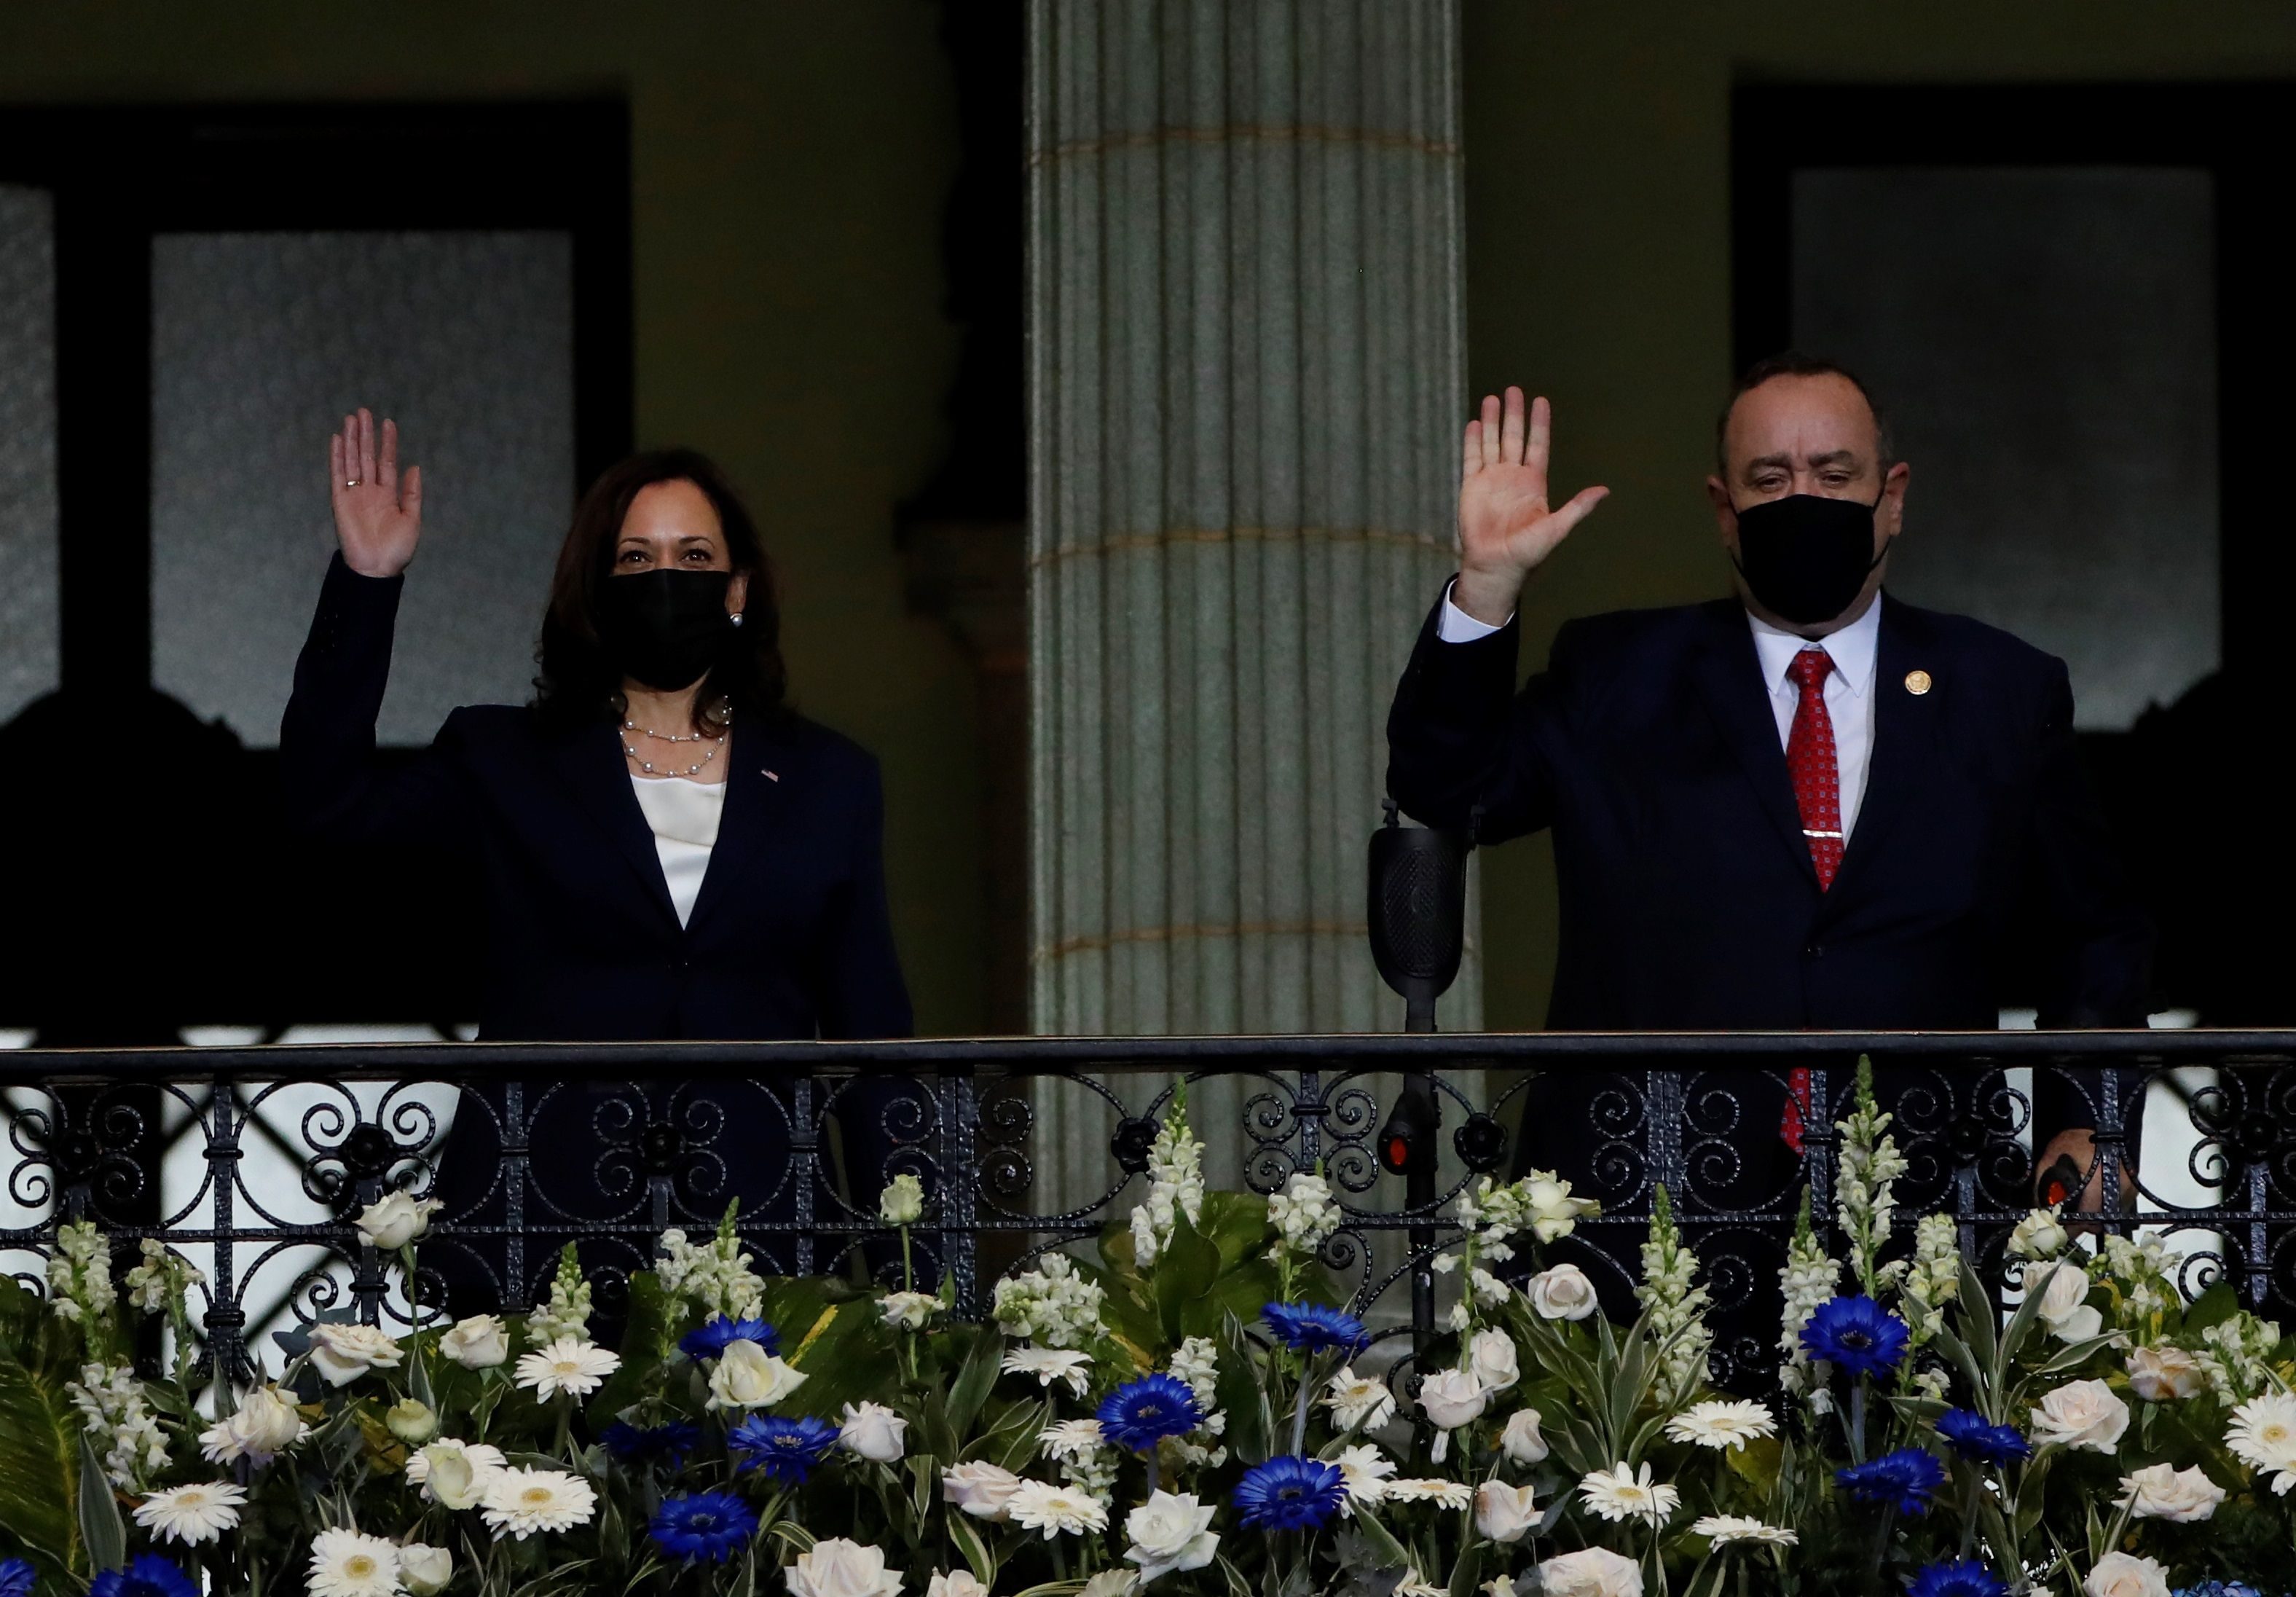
left=1385, top=356, right=2152, bottom=1347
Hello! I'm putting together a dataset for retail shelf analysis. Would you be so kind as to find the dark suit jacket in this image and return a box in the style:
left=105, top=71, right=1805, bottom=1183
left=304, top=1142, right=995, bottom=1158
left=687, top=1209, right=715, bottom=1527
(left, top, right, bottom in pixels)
left=282, top=554, right=915, bottom=1305
left=282, top=554, right=912, bottom=1043
left=1386, top=588, right=2151, bottom=1032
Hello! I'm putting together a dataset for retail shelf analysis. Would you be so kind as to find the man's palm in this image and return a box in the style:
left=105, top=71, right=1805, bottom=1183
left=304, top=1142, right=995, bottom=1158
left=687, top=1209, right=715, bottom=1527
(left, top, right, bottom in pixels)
left=1452, top=388, right=1606, bottom=624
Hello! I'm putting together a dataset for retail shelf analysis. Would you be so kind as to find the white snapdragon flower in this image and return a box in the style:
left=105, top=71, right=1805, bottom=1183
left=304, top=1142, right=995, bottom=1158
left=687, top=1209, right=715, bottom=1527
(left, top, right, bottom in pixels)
left=1128, top=1098, right=1207, bottom=1268
left=993, top=1254, right=1106, bottom=1349
left=1266, top=1171, right=1341, bottom=1262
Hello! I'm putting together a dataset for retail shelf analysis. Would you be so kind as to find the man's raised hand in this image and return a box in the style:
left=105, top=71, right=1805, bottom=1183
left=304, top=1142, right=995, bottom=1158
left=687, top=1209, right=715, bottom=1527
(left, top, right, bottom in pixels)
left=1452, top=386, right=1608, bottom=625
left=330, top=408, right=424, bottom=578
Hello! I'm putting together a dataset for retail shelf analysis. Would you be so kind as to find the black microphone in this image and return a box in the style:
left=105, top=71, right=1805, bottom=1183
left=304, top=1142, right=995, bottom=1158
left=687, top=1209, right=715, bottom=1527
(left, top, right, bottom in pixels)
left=1367, top=801, right=1470, bottom=1036
left=1369, top=801, right=1471, bottom=1178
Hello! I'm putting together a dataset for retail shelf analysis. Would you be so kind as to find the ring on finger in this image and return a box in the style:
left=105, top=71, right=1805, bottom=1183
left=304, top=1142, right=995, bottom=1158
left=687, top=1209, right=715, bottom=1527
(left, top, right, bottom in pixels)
left=347, top=478, right=361, bottom=488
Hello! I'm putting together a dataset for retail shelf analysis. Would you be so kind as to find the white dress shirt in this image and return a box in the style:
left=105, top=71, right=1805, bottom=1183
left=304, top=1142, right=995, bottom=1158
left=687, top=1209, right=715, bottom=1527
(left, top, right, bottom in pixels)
left=629, top=774, right=727, bottom=927
left=1436, top=584, right=1884, bottom=839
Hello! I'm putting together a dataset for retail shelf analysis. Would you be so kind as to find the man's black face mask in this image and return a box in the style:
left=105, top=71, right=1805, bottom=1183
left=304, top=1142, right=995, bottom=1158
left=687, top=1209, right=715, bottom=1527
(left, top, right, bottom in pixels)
left=598, top=568, right=734, bottom=691
left=1729, top=490, right=1890, bottom=628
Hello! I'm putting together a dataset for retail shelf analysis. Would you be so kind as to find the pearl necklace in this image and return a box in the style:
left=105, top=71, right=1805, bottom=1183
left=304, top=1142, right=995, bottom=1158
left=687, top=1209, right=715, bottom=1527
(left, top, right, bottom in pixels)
left=622, top=708, right=730, bottom=777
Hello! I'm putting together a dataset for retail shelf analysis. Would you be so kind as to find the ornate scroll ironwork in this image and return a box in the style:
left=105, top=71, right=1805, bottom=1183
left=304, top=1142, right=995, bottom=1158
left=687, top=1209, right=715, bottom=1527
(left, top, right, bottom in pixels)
left=0, top=1032, right=2286, bottom=1389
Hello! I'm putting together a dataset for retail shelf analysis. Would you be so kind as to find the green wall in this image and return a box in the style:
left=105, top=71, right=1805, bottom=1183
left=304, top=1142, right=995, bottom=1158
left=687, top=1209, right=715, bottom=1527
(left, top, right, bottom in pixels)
left=1458, top=0, right=2296, bottom=1029
left=1, top=1, right=988, bottom=1033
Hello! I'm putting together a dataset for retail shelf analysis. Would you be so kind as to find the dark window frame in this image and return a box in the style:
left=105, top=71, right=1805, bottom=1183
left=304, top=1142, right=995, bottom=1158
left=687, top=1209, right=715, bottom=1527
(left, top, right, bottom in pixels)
left=1731, top=82, right=2290, bottom=679
left=0, top=101, right=632, bottom=705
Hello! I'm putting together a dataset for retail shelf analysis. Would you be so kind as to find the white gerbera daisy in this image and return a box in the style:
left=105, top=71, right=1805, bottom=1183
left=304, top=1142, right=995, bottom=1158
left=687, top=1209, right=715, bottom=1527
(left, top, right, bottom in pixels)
left=1005, top=1478, right=1110, bottom=1538
left=1664, top=1399, right=1778, bottom=1451
left=1335, top=1442, right=1398, bottom=1511
left=1380, top=1478, right=1474, bottom=1510
left=1578, top=1461, right=1681, bottom=1524
left=1039, top=1419, right=1106, bottom=1461
left=479, top=1466, right=600, bottom=1539
left=1002, top=1346, right=1093, bottom=1398
left=133, top=1480, right=248, bottom=1545
left=1324, top=1367, right=1397, bottom=1432
left=1691, top=1514, right=1798, bottom=1547
left=514, top=1337, right=621, bottom=1400
left=2228, top=1392, right=2296, bottom=1493
left=307, top=1527, right=402, bottom=1597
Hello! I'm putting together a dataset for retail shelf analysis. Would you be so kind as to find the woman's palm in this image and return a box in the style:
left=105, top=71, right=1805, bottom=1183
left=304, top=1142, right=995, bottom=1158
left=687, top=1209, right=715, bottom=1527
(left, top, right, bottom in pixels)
left=331, top=408, right=423, bottom=578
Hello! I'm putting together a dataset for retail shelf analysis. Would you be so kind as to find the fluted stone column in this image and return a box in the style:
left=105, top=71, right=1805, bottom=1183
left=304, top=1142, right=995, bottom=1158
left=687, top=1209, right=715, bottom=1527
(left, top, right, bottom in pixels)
left=1026, top=0, right=1479, bottom=1193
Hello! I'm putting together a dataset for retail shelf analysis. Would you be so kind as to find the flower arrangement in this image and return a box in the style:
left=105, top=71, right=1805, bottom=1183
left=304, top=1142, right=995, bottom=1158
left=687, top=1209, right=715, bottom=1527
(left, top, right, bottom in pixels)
left=2, top=1064, right=2295, bottom=1596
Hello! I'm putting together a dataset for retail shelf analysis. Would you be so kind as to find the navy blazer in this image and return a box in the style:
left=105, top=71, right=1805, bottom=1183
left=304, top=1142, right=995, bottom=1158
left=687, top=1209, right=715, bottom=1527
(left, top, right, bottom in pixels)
left=1386, top=587, right=2152, bottom=1032
left=282, top=554, right=912, bottom=1043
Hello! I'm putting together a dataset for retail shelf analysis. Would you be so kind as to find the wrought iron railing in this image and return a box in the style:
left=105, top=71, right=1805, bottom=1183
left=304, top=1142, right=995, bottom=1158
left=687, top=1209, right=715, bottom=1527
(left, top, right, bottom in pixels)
left=2, top=1032, right=2290, bottom=1389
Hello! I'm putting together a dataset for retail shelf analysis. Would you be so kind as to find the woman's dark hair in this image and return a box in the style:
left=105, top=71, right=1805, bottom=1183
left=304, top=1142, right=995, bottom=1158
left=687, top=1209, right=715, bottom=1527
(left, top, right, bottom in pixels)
left=534, top=448, right=787, bottom=731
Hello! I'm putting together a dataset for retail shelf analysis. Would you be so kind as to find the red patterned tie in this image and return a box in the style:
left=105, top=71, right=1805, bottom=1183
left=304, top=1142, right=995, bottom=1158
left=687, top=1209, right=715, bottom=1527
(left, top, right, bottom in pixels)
left=1781, top=648, right=1839, bottom=1154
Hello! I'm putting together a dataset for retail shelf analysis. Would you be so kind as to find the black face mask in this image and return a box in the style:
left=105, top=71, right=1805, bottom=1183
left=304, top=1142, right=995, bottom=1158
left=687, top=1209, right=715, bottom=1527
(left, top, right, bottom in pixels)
left=597, top=569, right=735, bottom=691
left=1728, top=491, right=1891, bottom=627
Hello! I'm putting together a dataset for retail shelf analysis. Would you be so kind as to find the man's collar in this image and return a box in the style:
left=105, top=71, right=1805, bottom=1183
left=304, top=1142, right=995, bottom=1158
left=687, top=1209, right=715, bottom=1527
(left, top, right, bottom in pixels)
left=1745, top=594, right=1884, bottom=696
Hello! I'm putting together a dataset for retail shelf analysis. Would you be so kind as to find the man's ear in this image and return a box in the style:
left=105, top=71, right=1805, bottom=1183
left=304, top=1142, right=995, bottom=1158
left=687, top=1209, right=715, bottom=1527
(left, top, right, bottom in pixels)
left=1881, top=460, right=1911, bottom=538
left=1705, top=474, right=1738, bottom=550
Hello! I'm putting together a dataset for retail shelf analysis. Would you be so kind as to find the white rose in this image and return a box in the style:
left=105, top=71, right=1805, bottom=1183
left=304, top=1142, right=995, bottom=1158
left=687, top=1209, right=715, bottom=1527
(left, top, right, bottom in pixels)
left=879, top=1174, right=926, bottom=1227
left=1466, top=1330, right=1520, bottom=1393
left=941, top=1461, right=1023, bottom=1520
left=1080, top=1576, right=1140, bottom=1597
left=385, top=1399, right=436, bottom=1445
left=201, top=1385, right=307, bottom=1464
left=399, top=1542, right=452, bottom=1597
left=785, top=1537, right=903, bottom=1597
left=2083, top=1551, right=2171, bottom=1597
left=1417, top=1368, right=1488, bottom=1430
left=879, top=1291, right=940, bottom=1331
left=1501, top=1406, right=1550, bottom=1465
left=1525, top=1176, right=1597, bottom=1244
left=412, top=1440, right=501, bottom=1510
left=2009, top=1206, right=2069, bottom=1260
left=2030, top=1378, right=2131, bottom=1453
left=2030, top=1260, right=2104, bottom=1343
left=1123, top=1490, right=1219, bottom=1585
left=927, top=1575, right=988, bottom=1597
left=1526, top=1263, right=1600, bottom=1321
left=440, top=1314, right=510, bottom=1369
left=1538, top=1546, right=1643, bottom=1597
left=2118, top=1461, right=2225, bottom=1523
left=2125, top=1344, right=2205, bottom=1402
left=353, top=1191, right=443, bottom=1251
left=1474, top=1480, right=1541, bottom=1544
left=839, top=1402, right=910, bottom=1464
left=707, top=1339, right=807, bottom=1410
left=307, top=1322, right=404, bottom=1386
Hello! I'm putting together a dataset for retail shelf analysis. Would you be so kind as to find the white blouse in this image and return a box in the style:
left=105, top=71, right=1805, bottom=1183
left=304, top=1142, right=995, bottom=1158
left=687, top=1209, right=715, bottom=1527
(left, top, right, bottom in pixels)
left=629, top=774, right=727, bottom=927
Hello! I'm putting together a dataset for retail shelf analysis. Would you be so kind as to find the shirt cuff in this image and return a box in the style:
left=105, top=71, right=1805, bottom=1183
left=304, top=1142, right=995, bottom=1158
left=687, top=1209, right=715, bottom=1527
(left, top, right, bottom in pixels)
left=1436, top=579, right=1510, bottom=643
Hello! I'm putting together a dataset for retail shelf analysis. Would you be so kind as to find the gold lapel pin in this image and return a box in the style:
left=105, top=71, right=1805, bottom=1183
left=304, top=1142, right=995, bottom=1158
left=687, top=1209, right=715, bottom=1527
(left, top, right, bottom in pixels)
left=762, top=769, right=780, bottom=782
left=1904, top=670, right=1933, bottom=696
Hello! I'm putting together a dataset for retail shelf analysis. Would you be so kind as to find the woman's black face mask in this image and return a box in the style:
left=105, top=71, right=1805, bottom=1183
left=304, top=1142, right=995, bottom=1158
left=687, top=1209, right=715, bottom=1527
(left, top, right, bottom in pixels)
left=1728, top=490, right=1891, bottom=628
left=598, top=568, right=734, bottom=691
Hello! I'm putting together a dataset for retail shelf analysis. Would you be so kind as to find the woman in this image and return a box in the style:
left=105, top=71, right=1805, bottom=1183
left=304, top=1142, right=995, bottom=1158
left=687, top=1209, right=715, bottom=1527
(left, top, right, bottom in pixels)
left=284, top=409, right=915, bottom=1307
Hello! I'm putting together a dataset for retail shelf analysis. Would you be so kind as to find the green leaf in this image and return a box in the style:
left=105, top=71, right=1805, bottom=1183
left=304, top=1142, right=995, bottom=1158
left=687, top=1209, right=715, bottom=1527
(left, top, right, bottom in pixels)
left=1214, top=1312, right=1275, bottom=1465
left=1954, top=1255, right=1999, bottom=1378
left=2182, top=1280, right=2241, bottom=1337
left=948, top=1513, right=999, bottom=1588
left=944, top=1324, right=1005, bottom=1437
left=590, top=1269, right=673, bottom=1421
left=76, top=1435, right=125, bottom=1574
left=1152, top=1211, right=1223, bottom=1346
left=0, top=1273, right=84, bottom=1576
left=1346, top=1504, right=1412, bottom=1572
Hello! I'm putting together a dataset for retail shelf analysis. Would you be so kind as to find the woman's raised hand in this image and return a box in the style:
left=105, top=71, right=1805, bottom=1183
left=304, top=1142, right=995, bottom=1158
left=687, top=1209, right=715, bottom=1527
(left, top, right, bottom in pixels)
left=330, top=408, right=424, bottom=578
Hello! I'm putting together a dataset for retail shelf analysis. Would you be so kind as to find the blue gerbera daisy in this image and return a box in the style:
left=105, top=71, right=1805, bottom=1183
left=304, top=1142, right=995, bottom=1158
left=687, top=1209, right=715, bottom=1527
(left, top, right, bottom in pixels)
left=1262, top=1302, right=1369, bottom=1355
left=90, top=1559, right=200, bottom=1597
left=728, top=1413, right=840, bottom=1485
left=1801, top=1293, right=1911, bottom=1378
left=1096, top=1373, right=1203, bottom=1452
left=1234, top=1454, right=1348, bottom=1531
left=1836, top=1447, right=1946, bottom=1515
left=1906, top=1561, right=2010, bottom=1597
left=648, top=1491, right=760, bottom=1564
left=1935, top=1408, right=2031, bottom=1467
left=679, top=1315, right=779, bottom=1361
left=0, top=1558, right=34, bottom=1597
left=602, top=1419, right=702, bottom=1467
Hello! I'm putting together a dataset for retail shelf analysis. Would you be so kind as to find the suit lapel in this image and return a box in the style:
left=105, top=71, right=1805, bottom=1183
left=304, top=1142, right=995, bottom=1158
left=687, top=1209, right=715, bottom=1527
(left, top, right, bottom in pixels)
left=1689, top=601, right=1820, bottom=888
left=544, top=720, right=683, bottom=928
left=1825, top=593, right=1938, bottom=908
left=685, top=722, right=797, bottom=936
